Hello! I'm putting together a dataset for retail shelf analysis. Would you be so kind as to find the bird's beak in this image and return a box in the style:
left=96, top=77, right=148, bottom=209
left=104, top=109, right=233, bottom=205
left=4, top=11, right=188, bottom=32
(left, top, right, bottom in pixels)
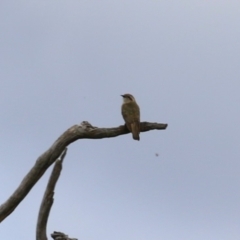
left=120, top=95, right=124, bottom=97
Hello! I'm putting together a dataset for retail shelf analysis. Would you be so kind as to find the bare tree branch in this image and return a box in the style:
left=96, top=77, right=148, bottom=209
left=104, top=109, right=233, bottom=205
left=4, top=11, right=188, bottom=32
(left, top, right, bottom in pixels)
left=36, top=148, right=67, bottom=240
left=51, top=231, right=77, bottom=240
left=0, top=121, right=167, bottom=222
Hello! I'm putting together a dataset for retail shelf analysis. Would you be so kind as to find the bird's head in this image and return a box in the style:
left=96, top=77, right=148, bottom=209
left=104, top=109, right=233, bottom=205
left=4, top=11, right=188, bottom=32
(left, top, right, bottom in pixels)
left=121, top=93, right=136, bottom=103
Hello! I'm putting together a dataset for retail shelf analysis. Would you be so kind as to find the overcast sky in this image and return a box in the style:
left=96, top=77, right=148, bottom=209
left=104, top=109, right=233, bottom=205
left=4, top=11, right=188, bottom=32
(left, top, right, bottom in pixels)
left=1, top=1, right=240, bottom=239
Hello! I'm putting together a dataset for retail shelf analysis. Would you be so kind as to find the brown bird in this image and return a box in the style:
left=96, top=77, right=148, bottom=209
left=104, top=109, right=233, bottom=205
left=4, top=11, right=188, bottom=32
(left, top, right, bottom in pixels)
left=121, top=93, right=140, bottom=140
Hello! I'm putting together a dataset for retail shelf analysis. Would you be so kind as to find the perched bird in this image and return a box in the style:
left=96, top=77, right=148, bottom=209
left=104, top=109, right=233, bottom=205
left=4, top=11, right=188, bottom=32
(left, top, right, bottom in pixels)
left=121, top=93, right=140, bottom=140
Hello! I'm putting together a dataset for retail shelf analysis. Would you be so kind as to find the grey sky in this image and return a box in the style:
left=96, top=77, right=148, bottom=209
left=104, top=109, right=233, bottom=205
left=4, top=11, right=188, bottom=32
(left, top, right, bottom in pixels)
left=1, top=1, right=240, bottom=239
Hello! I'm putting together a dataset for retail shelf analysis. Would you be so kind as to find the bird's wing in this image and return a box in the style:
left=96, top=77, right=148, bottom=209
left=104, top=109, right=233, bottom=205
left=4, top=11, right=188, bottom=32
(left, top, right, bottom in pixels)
left=121, top=102, right=140, bottom=131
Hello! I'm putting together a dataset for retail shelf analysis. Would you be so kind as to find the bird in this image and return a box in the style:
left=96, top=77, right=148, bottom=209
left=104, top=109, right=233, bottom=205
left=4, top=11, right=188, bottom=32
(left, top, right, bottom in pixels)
left=121, top=93, right=140, bottom=140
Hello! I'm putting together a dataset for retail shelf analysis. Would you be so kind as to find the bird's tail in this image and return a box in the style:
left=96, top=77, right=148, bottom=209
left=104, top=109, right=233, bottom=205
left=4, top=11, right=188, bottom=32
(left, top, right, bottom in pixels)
left=131, top=122, right=140, bottom=141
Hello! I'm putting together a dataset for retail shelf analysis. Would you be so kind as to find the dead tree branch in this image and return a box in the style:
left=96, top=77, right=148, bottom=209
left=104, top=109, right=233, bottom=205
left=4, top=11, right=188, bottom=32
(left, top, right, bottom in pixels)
left=51, top=231, right=77, bottom=240
left=36, top=148, right=67, bottom=240
left=0, top=121, right=167, bottom=222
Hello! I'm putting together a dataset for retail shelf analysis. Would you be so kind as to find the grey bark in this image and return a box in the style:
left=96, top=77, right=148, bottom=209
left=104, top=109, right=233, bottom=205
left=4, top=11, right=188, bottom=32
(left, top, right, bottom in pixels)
left=0, top=121, right=167, bottom=222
